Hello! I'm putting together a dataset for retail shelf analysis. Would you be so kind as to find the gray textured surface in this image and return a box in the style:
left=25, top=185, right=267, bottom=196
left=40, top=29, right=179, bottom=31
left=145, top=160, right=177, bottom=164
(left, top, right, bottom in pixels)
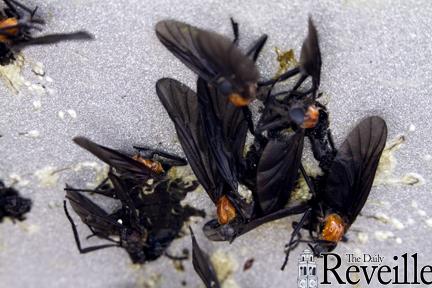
left=0, top=0, right=431, bottom=287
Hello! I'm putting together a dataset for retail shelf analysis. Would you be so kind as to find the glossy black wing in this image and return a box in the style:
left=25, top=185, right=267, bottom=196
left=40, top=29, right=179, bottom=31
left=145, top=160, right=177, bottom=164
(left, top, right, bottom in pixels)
left=323, top=116, right=387, bottom=224
left=299, top=17, right=321, bottom=90
left=73, top=137, right=154, bottom=181
left=197, top=78, right=248, bottom=191
left=65, top=189, right=121, bottom=235
left=190, top=227, right=221, bottom=288
left=156, top=78, right=223, bottom=203
left=256, top=130, right=305, bottom=214
left=155, top=20, right=259, bottom=87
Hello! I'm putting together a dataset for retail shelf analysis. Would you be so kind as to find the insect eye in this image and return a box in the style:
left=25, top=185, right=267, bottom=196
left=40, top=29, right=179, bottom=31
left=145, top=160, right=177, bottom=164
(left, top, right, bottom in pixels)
left=289, top=107, right=305, bottom=125
left=218, top=80, right=232, bottom=95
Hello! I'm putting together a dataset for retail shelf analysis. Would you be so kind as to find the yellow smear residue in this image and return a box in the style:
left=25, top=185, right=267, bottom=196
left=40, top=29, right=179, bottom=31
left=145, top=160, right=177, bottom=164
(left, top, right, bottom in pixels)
left=211, top=250, right=239, bottom=287
left=274, top=48, right=298, bottom=78
left=374, top=135, right=425, bottom=186
left=0, top=53, right=25, bottom=93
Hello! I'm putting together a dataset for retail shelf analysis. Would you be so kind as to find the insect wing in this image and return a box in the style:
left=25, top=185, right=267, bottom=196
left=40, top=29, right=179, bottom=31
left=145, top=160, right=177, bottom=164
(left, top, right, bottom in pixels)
left=65, top=188, right=121, bottom=235
left=155, top=20, right=259, bottom=89
left=73, top=137, right=153, bottom=181
left=323, top=116, right=387, bottom=224
left=190, top=227, right=221, bottom=288
left=299, top=17, right=322, bottom=89
left=256, top=130, right=305, bottom=214
left=156, top=78, right=223, bottom=203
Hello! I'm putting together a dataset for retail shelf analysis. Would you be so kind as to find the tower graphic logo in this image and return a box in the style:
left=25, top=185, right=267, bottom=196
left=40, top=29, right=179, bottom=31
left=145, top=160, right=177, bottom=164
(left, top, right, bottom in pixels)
left=297, top=249, right=318, bottom=288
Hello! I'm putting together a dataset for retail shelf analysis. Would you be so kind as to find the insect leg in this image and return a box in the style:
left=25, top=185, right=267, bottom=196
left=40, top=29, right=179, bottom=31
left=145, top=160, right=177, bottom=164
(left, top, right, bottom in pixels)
left=230, top=17, right=239, bottom=45
left=299, top=163, right=316, bottom=198
left=5, top=0, right=35, bottom=15
left=327, top=129, right=336, bottom=153
left=281, top=208, right=312, bottom=270
left=257, top=67, right=300, bottom=87
left=165, top=249, right=189, bottom=261
left=133, top=146, right=187, bottom=165
left=246, top=34, right=268, bottom=62
left=64, top=187, right=116, bottom=198
left=63, top=201, right=120, bottom=253
left=242, top=106, right=255, bottom=134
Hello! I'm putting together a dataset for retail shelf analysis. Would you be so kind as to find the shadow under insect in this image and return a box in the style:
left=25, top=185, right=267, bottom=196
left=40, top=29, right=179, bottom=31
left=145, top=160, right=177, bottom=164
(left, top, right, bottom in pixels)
left=63, top=137, right=205, bottom=264
left=0, top=180, right=32, bottom=222
left=0, top=0, right=93, bottom=65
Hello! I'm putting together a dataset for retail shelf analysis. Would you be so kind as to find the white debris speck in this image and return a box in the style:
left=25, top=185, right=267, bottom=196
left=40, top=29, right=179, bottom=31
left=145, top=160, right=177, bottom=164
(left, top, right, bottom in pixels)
left=24, top=81, right=31, bottom=87
left=67, top=109, right=77, bottom=119
left=45, top=76, right=53, bottom=83
left=411, top=201, right=418, bottom=208
left=400, top=173, right=425, bottom=186
left=406, top=218, right=415, bottom=225
left=408, top=124, right=416, bottom=132
left=117, top=219, right=123, bottom=224
left=357, top=232, right=369, bottom=244
left=417, top=210, right=427, bottom=217
left=395, top=238, right=403, bottom=244
left=32, top=100, right=42, bottom=110
left=425, top=219, right=432, bottom=228
left=390, top=218, right=405, bottom=230
left=374, top=212, right=390, bottom=223
left=238, top=185, right=253, bottom=204
left=24, top=130, right=40, bottom=138
left=58, top=111, right=65, bottom=120
left=29, top=84, right=46, bottom=96
left=8, top=173, right=30, bottom=187
left=46, top=88, right=56, bottom=95
left=424, top=154, right=432, bottom=161
left=34, top=166, right=60, bottom=187
left=18, top=223, right=40, bottom=235
left=32, top=62, right=45, bottom=76
left=374, top=231, right=394, bottom=241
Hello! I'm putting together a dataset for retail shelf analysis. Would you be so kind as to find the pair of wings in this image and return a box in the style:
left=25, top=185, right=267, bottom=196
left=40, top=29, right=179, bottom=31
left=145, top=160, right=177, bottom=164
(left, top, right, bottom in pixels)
left=322, top=116, right=387, bottom=225
left=157, top=78, right=304, bottom=215
left=73, top=137, right=159, bottom=182
left=155, top=20, right=259, bottom=90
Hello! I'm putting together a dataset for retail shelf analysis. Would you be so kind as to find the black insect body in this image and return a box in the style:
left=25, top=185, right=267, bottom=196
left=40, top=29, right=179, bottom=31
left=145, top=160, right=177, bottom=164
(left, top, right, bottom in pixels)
left=190, top=227, right=221, bottom=288
left=281, top=116, right=388, bottom=269
left=156, top=19, right=262, bottom=107
left=156, top=77, right=250, bottom=226
left=255, top=17, right=336, bottom=172
left=64, top=138, right=204, bottom=263
left=157, top=78, right=308, bottom=242
left=0, top=180, right=31, bottom=222
left=0, top=0, right=93, bottom=64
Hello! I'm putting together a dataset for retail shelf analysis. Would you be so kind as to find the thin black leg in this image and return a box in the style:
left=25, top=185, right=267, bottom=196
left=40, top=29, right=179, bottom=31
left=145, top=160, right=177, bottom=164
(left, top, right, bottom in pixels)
left=246, top=34, right=268, bottom=62
left=281, top=208, right=312, bottom=270
left=63, top=201, right=120, bottom=254
left=230, top=17, right=239, bottom=45
left=299, top=163, right=316, bottom=198
left=133, top=146, right=187, bottom=165
left=258, top=66, right=300, bottom=87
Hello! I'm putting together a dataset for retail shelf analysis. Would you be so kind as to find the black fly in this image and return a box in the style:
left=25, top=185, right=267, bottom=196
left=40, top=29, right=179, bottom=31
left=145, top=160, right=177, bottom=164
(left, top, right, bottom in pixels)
left=0, top=179, right=31, bottom=222
left=281, top=116, right=388, bottom=269
left=156, top=78, right=309, bottom=242
left=0, top=0, right=93, bottom=64
left=64, top=137, right=205, bottom=263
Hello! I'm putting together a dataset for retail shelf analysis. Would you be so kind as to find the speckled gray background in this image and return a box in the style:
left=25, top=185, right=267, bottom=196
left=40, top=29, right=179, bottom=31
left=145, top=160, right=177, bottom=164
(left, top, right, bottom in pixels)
left=0, top=0, right=431, bottom=287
